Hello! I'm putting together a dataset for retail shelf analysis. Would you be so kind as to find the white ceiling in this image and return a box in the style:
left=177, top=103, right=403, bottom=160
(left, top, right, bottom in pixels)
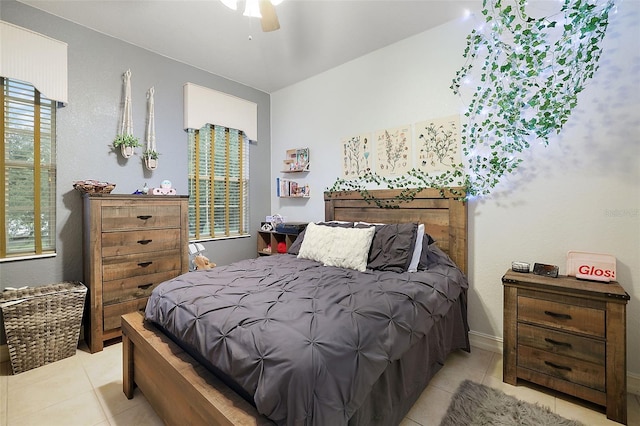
left=19, top=0, right=483, bottom=93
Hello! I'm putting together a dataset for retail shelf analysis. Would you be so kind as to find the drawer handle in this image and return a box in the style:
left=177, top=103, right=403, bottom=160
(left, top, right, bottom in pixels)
left=138, top=261, right=153, bottom=268
left=138, top=283, right=153, bottom=290
left=544, top=310, right=572, bottom=320
left=544, top=338, right=572, bottom=349
left=544, top=360, right=572, bottom=372
left=137, top=239, right=153, bottom=245
left=137, top=215, right=153, bottom=220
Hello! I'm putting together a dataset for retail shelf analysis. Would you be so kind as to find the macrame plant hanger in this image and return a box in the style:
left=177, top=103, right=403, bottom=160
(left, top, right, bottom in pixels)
left=145, top=87, right=158, bottom=170
left=119, top=69, right=135, bottom=158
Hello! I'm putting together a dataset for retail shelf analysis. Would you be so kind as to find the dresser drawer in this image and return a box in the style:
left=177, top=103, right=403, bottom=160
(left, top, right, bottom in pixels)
left=103, top=270, right=180, bottom=305
left=102, top=204, right=181, bottom=231
left=518, top=345, right=605, bottom=392
left=518, top=323, right=605, bottom=365
left=103, top=298, right=148, bottom=332
left=102, top=228, right=182, bottom=257
left=517, top=296, right=605, bottom=338
left=102, top=250, right=181, bottom=281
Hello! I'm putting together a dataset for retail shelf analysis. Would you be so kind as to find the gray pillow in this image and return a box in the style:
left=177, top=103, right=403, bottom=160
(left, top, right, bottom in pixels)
left=365, top=223, right=418, bottom=273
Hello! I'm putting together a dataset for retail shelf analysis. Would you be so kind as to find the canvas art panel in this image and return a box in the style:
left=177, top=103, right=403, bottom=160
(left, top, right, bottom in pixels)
left=375, top=125, right=412, bottom=176
left=342, top=134, right=372, bottom=177
left=416, top=115, right=461, bottom=173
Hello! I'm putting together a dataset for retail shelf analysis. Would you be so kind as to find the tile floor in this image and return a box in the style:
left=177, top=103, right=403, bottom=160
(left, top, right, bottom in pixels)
left=1, top=343, right=638, bottom=426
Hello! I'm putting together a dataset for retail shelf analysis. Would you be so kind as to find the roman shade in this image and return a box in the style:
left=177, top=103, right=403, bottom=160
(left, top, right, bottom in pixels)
left=183, top=82, right=257, bottom=142
left=0, top=21, right=68, bottom=105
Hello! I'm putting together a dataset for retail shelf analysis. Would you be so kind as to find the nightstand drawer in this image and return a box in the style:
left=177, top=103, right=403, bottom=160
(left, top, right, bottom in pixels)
left=518, top=323, right=605, bottom=364
left=101, top=228, right=182, bottom=257
left=517, top=296, right=605, bottom=338
left=518, top=345, right=605, bottom=392
left=102, top=204, right=181, bottom=231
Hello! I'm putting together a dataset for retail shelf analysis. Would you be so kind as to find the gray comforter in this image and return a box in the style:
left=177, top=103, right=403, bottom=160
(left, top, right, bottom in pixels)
left=145, top=253, right=468, bottom=425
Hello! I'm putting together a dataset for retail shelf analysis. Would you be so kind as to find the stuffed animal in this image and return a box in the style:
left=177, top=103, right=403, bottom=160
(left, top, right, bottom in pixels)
left=194, top=254, right=216, bottom=270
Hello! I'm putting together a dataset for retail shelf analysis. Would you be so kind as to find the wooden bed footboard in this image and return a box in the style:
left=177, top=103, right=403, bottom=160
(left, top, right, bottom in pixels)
left=121, top=311, right=274, bottom=426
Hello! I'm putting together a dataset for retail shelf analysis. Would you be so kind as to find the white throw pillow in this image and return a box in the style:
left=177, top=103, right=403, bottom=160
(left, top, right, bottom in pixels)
left=297, top=222, right=375, bottom=272
left=407, top=223, right=425, bottom=272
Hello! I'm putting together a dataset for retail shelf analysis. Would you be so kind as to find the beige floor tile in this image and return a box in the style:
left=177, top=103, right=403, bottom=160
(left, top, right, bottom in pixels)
left=443, top=346, right=494, bottom=376
left=427, top=359, right=486, bottom=393
left=399, top=417, right=422, bottom=426
left=106, top=396, right=163, bottom=426
left=630, top=392, right=640, bottom=424
left=554, top=395, right=618, bottom=426
left=94, top=381, right=145, bottom=419
left=404, top=384, right=454, bottom=426
left=7, top=362, right=94, bottom=421
left=484, top=351, right=503, bottom=380
left=6, top=353, right=83, bottom=390
left=81, top=343, right=123, bottom=389
left=8, top=389, right=107, bottom=426
left=1, top=361, right=8, bottom=426
left=556, top=391, right=640, bottom=426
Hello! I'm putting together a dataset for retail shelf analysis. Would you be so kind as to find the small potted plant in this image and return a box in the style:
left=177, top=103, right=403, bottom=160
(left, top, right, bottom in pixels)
left=113, top=134, right=141, bottom=158
left=142, top=149, right=160, bottom=170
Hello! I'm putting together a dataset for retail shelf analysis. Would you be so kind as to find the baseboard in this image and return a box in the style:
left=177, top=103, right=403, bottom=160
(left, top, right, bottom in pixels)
left=469, top=330, right=503, bottom=354
left=468, top=330, right=640, bottom=397
left=628, top=371, right=640, bottom=397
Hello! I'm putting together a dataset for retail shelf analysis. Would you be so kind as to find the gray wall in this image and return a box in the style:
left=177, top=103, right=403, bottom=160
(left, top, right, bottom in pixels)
left=0, top=1, right=271, bottom=289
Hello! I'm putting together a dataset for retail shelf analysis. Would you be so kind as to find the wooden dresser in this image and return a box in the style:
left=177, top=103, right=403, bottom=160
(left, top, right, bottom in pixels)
left=502, top=269, right=629, bottom=424
left=83, top=194, right=188, bottom=353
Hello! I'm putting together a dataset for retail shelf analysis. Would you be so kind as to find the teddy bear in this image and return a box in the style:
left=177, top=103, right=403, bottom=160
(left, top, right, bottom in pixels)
left=194, top=254, right=216, bottom=270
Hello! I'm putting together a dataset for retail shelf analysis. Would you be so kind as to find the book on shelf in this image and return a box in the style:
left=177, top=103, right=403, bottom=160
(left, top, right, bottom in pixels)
left=276, top=177, right=309, bottom=198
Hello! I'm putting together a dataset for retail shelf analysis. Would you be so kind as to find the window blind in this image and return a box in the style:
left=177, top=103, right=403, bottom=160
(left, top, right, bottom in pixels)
left=188, top=124, right=249, bottom=240
left=1, top=77, right=57, bottom=258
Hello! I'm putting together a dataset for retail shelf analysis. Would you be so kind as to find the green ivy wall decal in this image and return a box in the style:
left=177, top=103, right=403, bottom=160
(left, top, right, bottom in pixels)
left=328, top=0, right=615, bottom=204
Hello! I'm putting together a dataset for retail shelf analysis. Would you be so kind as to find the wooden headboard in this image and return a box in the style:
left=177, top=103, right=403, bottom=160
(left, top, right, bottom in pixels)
left=324, top=188, right=468, bottom=275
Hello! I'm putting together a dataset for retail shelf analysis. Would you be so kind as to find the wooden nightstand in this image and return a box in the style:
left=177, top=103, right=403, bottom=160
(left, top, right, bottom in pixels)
left=502, top=269, right=629, bottom=424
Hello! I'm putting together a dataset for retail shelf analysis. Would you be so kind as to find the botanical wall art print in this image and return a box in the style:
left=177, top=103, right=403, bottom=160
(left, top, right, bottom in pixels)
left=416, top=115, right=461, bottom=173
left=375, top=125, right=412, bottom=176
left=342, top=134, right=372, bottom=178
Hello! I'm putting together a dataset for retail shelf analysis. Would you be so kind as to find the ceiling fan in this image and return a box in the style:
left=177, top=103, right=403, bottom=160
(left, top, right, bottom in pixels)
left=220, top=0, right=283, bottom=32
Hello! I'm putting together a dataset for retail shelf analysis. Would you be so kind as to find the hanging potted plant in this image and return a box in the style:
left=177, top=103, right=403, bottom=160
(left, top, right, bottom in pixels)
left=142, top=149, right=160, bottom=170
left=143, top=87, right=160, bottom=170
left=113, top=134, right=141, bottom=158
left=114, top=69, right=138, bottom=159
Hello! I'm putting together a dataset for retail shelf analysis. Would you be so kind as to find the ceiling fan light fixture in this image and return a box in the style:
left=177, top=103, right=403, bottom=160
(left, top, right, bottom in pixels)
left=220, top=0, right=238, bottom=11
left=220, top=0, right=282, bottom=31
left=243, top=0, right=262, bottom=18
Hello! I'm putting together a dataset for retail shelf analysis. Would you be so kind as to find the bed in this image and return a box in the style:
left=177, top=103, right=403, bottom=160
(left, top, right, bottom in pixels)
left=121, top=188, right=469, bottom=426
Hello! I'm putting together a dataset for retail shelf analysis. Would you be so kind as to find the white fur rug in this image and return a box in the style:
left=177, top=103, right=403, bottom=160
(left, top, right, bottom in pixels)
left=439, top=380, right=584, bottom=426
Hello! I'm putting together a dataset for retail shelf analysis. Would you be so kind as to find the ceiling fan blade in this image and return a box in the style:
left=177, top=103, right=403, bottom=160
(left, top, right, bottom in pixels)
left=259, top=0, right=280, bottom=32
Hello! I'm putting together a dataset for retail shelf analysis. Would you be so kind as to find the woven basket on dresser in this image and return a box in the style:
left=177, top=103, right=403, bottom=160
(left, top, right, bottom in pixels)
left=0, top=282, right=87, bottom=374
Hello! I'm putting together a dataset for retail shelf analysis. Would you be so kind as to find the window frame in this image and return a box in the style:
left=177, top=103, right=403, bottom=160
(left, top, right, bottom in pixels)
left=187, top=124, right=249, bottom=241
left=1, top=77, right=57, bottom=260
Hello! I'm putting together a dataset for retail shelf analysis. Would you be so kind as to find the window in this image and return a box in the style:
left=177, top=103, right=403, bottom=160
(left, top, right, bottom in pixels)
left=187, top=124, right=249, bottom=240
left=1, top=77, right=57, bottom=259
